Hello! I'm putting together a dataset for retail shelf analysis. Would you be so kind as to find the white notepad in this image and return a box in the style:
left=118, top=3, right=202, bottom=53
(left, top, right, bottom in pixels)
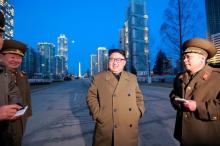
left=15, top=106, right=28, bottom=117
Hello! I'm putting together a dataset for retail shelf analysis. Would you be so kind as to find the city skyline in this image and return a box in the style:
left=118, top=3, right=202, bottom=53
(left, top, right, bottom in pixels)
left=12, top=0, right=170, bottom=74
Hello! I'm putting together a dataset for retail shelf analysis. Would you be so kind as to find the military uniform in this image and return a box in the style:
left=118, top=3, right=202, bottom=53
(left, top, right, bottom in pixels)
left=170, top=38, right=220, bottom=145
left=3, top=70, right=32, bottom=146
left=0, top=62, right=22, bottom=146
left=1, top=39, right=32, bottom=146
left=0, top=10, right=23, bottom=146
left=0, top=63, right=21, bottom=105
left=11, top=70, right=32, bottom=130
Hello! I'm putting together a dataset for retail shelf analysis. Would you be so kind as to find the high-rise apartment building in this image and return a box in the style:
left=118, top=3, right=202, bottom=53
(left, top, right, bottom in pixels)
left=0, top=0, right=14, bottom=39
left=57, top=34, right=68, bottom=74
left=90, top=54, right=97, bottom=76
left=205, top=0, right=220, bottom=37
left=209, top=33, right=220, bottom=66
left=21, top=47, right=37, bottom=78
left=55, top=55, right=65, bottom=78
left=97, top=47, right=108, bottom=72
left=120, top=0, right=150, bottom=82
left=37, top=42, right=56, bottom=79
left=205, top=0, right=220, bottom=66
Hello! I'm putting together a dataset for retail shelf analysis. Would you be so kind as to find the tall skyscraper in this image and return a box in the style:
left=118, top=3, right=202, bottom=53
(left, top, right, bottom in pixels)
left=205, top=0, right=220, bottom=37
left=1, top=0, right=14, bottom=39
left=0, top=1, right=4, bottom=13
left=21, top=47, right=37, bottom=79
left=55, top=55, right=65, bottom=78
left=205, top=0, right=220, bottom=66
left=37, top=42, right=56, bottom=79
left=57, top=34, right=68, bottom=73
left=97, top=47, right=108, bottom=72
left=209, top=33, right=220, bottom=66
left=120, top=0, right=150, bottom=82
left=90, top=54, right=97, bottom=76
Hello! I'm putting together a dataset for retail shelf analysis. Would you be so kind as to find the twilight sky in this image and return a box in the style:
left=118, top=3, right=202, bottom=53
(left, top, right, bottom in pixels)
left=13, top=0, right=205, bottom=74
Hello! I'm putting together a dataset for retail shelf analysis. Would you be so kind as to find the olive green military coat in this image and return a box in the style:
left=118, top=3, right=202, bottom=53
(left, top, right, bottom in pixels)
left=9, top=70, right=32, bottom=146
left=170, top=65, right=220, bottom=145
left=0, top=63, right=20, bottom=105
left=13, top=70, right=32, bottom=120
left=0, top=63, right=21, bottom=146
left=87, top=71, right=145, bottom=146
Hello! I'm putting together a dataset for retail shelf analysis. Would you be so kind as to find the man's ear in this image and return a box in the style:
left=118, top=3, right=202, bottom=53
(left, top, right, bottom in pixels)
left=124, top=60, right=126, bottom=66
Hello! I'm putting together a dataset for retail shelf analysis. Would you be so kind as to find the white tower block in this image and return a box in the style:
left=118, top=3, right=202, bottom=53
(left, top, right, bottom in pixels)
left=78, top=62, right=81, bottom=78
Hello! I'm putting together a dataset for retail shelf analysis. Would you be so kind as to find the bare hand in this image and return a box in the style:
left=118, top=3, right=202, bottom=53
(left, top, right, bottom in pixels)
left=0, top=104, right=22, bottom=121
left=183, top=100, right=197, bottom=111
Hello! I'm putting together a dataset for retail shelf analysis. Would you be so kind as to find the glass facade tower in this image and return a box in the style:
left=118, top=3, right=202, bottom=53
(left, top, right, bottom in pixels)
left=205, top=0, right=220, bottom=66
left=120, top=0, right=150, bottom=82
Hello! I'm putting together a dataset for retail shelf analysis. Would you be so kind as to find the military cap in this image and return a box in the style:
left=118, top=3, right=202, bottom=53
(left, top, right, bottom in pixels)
left=182, top=38, right=217, bottom=59
left=0, top=10, right=5, bottom=32
left=1, top=40, right=27, bottom=56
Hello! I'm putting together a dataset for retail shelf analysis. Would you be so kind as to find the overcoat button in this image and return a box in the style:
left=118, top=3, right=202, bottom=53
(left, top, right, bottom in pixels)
left=114, top=125, right=117, bottom=128
left=128, top=93, right=131, bottom=96
left=114, top=108, right=117, bottom=112
left=129, top=124, right=132, bottom=127
left=129, top=108, right=132, bottom=111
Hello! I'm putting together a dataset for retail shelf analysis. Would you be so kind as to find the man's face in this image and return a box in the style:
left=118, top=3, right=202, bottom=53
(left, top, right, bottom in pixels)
left=1, top=53, right=22, bottom=70
left=108, top=52, right=126, bottom=74
left=182, top=52, right=205, bottom=73
left=0, top=33, right=3, bottom=49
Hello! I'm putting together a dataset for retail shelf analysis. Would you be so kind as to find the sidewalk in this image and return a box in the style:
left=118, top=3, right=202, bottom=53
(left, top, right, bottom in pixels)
left=140, top=81, right=173, bottom=88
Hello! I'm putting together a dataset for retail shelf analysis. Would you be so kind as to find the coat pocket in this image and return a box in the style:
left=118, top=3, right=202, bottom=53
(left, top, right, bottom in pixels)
left=96, top=107, right=104, bottom=124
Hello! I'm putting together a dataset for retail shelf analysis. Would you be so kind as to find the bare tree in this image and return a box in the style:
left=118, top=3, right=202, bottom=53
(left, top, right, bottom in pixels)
left=160, top=0, right=204, bottom=71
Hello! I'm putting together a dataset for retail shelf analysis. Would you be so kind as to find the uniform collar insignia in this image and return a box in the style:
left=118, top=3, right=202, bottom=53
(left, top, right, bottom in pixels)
left=202, top=71, right=209, bottom=80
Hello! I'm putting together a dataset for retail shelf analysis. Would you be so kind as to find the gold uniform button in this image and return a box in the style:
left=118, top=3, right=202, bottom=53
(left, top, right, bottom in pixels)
left=187, top=87, right=191, bottom=90
left=211, top=116, right=217, bottom=120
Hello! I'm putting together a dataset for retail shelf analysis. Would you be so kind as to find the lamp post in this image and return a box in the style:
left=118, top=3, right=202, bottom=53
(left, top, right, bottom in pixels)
left=144, top=48, right=151, bottom=84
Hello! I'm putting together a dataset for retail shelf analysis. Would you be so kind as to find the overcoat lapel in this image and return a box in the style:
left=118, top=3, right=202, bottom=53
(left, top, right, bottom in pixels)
left=105, top=71, right=119, bottom=90
left=184, top=65, right=212, bottom=100
left=114, top=71, right=130, bottom=95
left=179, top=73, right=189, bottom=98
left=104, top=71, right=130, bottom=96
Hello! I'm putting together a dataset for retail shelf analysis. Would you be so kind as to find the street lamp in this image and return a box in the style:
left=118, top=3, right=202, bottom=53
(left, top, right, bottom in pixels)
left=144, top=48, right=151, bottom=84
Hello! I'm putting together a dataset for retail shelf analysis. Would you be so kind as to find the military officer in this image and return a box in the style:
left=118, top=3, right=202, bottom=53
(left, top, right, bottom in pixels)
left=170, top=38, right=220, bottom=145
left=1, top=39, right=32, bottom=146
left=0, top=10, right=23, bottom=146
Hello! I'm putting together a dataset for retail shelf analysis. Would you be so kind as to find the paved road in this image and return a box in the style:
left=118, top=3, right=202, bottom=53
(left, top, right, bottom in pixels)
left=22, top=79, right=179, bottom=146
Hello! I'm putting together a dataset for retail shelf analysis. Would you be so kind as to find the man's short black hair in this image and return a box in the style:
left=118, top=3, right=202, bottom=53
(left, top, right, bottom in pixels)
left=108, top=49, right=126, bottom=58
